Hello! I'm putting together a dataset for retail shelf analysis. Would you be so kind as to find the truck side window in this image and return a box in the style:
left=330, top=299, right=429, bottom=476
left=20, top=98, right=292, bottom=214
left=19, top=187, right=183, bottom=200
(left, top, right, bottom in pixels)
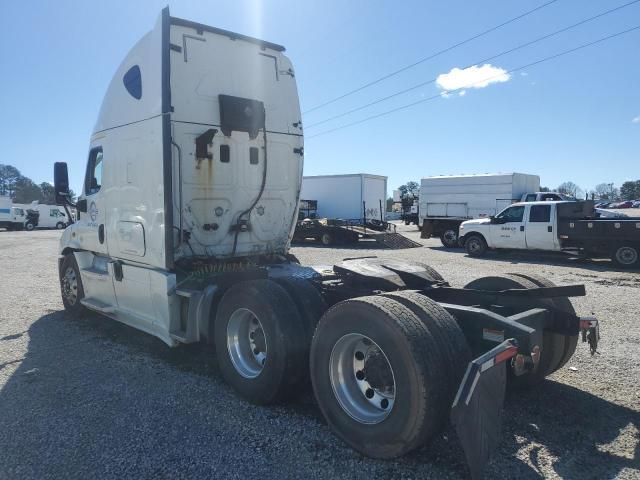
left=497, top=206, right=525, bottom=222
left=529, top=205, right=551, bottom=222
left=525, top=194, right=537, bottom=202
left=85, top=147, right=103, bottom=195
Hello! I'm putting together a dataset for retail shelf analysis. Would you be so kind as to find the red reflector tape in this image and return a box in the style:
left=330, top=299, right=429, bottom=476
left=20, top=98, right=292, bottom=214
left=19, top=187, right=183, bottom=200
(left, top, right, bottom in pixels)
left=495, top=346, right=518, bottom=364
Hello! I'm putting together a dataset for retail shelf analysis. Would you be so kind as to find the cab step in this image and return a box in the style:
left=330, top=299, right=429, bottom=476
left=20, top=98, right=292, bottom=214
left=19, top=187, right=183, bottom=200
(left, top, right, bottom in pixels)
left=80, top=298, right=116, bottom=313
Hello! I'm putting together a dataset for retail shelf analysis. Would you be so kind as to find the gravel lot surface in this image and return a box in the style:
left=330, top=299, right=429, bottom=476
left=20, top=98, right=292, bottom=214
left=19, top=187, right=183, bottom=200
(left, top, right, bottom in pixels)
left=1, top=226, right=638, bottom=479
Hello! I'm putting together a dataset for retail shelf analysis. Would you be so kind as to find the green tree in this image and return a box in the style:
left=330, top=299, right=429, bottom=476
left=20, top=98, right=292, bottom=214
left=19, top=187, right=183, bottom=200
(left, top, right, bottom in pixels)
left=619, top=180, right=640, bottom=200
left=386, top=196, right=394, bottom=211
left=13, top=177, right=43, bottom=203
left=0, top=164, right=23, bottom=197
left=398, top=181, right=419, bottom=210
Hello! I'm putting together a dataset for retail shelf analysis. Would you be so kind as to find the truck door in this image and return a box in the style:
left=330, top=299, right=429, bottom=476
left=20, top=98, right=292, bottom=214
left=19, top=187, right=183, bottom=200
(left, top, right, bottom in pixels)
left=75, top=146, right=109, bottom=255
left=491, top=205, right=527, bottom=249
left=525, top=204, right=556, bottom=250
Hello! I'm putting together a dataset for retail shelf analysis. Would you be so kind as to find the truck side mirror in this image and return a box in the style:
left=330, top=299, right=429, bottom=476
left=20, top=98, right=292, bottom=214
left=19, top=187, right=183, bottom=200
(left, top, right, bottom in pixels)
left=77, top=199, right=88, bottom=213
left=54, top=162, right=70, bottom=205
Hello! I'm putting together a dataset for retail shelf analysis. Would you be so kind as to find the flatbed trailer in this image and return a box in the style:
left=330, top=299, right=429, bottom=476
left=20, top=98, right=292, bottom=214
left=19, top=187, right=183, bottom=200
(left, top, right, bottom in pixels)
left=53, top=9, right=600, bottom=479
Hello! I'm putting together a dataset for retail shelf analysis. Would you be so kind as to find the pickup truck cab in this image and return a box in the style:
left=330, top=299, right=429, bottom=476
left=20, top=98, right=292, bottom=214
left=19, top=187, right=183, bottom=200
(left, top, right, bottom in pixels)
left=459, top=201, right=640, bottom=268
left=520, top=191, right=572, bottom=202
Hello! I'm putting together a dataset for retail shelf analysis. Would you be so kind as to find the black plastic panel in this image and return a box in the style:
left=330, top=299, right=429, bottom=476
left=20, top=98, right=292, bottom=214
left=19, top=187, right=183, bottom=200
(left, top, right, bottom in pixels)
left=219, top=95, right=265, bottom=139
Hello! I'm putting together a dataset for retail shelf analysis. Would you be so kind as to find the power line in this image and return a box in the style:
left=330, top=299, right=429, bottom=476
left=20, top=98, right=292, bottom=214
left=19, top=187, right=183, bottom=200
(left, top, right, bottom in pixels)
left=306, top=25, right=640, bottom=140
left=306, top=0, right=640, bottom=130
left=303, top=0, right=561, bottom=114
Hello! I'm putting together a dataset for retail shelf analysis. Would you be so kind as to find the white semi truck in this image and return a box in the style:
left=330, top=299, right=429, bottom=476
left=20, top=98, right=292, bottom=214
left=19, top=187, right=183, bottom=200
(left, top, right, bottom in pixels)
left=53, top=9, right=599, bottom=478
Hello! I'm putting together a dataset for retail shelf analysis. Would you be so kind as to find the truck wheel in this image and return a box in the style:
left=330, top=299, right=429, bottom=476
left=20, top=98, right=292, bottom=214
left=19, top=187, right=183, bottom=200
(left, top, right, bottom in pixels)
left=320, top=232, right=333, bottom=246
left=214, top=279, right=306, bottom=405
left=59, top=254, right=86, bottom=316
left=440, top=229, right=458, bottom=248
left=509, top=273, right=578, bottom=372
left=272, top=277, right=327, bottom=344
left=464, top=275, right=565, bottom=388
left=310, top=295, right=447, bottom=459
left=464, top=234, right=487, bottom=257
left=56, top=222, right=65, bottom=230
left=381, top=291, right=470, bottom=417
left=611, top=245, right=639, bottom=268
left=25, top=222, right=35, bottom=231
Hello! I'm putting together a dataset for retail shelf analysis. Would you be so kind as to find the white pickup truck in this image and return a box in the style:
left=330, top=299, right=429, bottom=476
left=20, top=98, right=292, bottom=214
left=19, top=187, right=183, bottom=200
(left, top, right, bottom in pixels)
left=459, top=201, right=640, bottom=268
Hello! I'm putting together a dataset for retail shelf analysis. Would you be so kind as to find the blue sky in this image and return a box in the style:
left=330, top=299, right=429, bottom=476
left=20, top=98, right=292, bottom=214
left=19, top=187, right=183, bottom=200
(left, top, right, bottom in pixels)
left=1, top=0, right=638, bottom=196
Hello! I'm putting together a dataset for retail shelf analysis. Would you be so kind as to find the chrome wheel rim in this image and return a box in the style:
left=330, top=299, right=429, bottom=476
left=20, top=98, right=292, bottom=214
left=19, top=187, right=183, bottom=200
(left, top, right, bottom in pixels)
left=321, top=233, right=331, bottom=245
left=226, top=308, right=267, bottom=379
left=616, top=247, right=638, bottom=265
left=329, top=333, right=396, bottom=424
left=62, top=266, right=78, bottom=305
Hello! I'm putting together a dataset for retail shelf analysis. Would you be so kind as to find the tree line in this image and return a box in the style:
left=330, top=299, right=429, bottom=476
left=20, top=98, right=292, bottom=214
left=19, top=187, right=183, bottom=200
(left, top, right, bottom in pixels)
left=0, top=164, right=75, bottom=204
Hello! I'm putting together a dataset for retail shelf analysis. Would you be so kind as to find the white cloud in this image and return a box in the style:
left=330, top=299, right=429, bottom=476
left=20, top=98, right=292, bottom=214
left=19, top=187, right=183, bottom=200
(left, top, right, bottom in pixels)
left=459, top=90, right=466, bottom=97
left=436, top=64, right=510, bottom=95
left=632, top=116, right=640, bottom=124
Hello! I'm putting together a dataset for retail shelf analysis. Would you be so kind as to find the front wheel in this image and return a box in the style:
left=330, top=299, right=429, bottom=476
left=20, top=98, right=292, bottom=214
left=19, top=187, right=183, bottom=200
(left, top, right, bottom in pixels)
left=320, top=232, right=333, bottom=246
left=612, top=245, right=639, bottom=268
left=464, top=234, right=487, bottom=257
left=56, top=222, right=65, bottom=230
left=440, top=229, right=459, bottom=248
left=25, top=222, right=35, bottom=231
left=59, top=254, right=86, bottom=316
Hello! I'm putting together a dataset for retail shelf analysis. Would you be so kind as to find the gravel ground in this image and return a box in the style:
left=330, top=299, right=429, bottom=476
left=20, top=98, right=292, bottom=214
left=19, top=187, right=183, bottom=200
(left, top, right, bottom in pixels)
left=0, top=226, right=638, bottom=479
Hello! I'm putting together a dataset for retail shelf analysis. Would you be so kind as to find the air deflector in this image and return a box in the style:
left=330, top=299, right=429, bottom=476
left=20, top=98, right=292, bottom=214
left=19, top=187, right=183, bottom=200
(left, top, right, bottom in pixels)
left=219, top=95, right=265, bottom=139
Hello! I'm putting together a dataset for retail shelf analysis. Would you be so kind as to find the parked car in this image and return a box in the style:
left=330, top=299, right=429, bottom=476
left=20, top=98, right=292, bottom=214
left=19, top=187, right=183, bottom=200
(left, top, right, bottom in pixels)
left=615, top=201, right=634, bottom=209
left=633, top=200, right=640, bottom=208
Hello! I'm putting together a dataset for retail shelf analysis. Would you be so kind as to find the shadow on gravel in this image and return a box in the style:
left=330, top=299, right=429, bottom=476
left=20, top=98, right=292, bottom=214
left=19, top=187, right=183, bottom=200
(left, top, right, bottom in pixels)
left=427, top=246, right=639, bottom=274
left=1, top=310, right=637, bottom=478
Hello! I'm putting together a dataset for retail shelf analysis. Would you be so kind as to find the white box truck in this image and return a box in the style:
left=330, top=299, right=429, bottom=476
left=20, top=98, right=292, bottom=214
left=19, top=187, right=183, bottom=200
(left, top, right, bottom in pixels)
left=51, top=9, right=598, bottom=477
left=0, top=196, right=26, bottom=230
left=419, top=173, right=540, bottom=247
left=300, top=174, right=387, bottom=222
left=15, top=202, right=69, bottom=230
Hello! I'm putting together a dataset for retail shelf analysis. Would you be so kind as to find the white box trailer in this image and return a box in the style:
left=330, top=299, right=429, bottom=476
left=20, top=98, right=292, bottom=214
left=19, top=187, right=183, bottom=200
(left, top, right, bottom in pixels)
left=300, top=174, right=387, bottom=221
left=419, top=173, right=540, bottom=246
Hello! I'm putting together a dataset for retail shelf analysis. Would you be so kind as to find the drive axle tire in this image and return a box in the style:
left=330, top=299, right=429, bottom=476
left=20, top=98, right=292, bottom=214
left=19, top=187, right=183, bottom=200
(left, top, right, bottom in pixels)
left=214, top=279, right=306, bottom=405
left=611, top=245, right=639, bottom=269
left=381, top=291, right=471, bottom=413
left=440, top=229, right=459, bottom=248
left=464, top=275, right=565, bottom=388
left=272, top=277, right=327, bottom=345
left=310, top=295, right=448, bottom=459
left=509, top=273, right=579, bottom=372
left=59, top=254, right=86, bottom=316
left=464, top=234, right=487, bottom=257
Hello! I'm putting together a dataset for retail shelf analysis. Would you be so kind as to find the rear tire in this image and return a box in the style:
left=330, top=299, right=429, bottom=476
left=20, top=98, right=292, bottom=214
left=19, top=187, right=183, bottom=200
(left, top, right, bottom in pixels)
left=440, top=229, right=458, bottom=248
left=611, top=245, right=639, bottom=268
left=320, top=232, right=333, bottom=246
left=214, top=279, right=306, bottom=405
left=311, top=295, right=449, bottom=459
left=381, top=291, right=470, bottom=413
left=509, top=273, right=578, bottom=371
left=464, top=234, right=487, bottom=257
left=59, top=254, right=86, bottom=316
left=464, top=275, right=565, bottom=388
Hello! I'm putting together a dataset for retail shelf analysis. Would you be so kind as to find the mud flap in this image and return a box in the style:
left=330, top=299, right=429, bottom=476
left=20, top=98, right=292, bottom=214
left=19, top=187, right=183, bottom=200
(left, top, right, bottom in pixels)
left=450, top=339, right=518, bottom=480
